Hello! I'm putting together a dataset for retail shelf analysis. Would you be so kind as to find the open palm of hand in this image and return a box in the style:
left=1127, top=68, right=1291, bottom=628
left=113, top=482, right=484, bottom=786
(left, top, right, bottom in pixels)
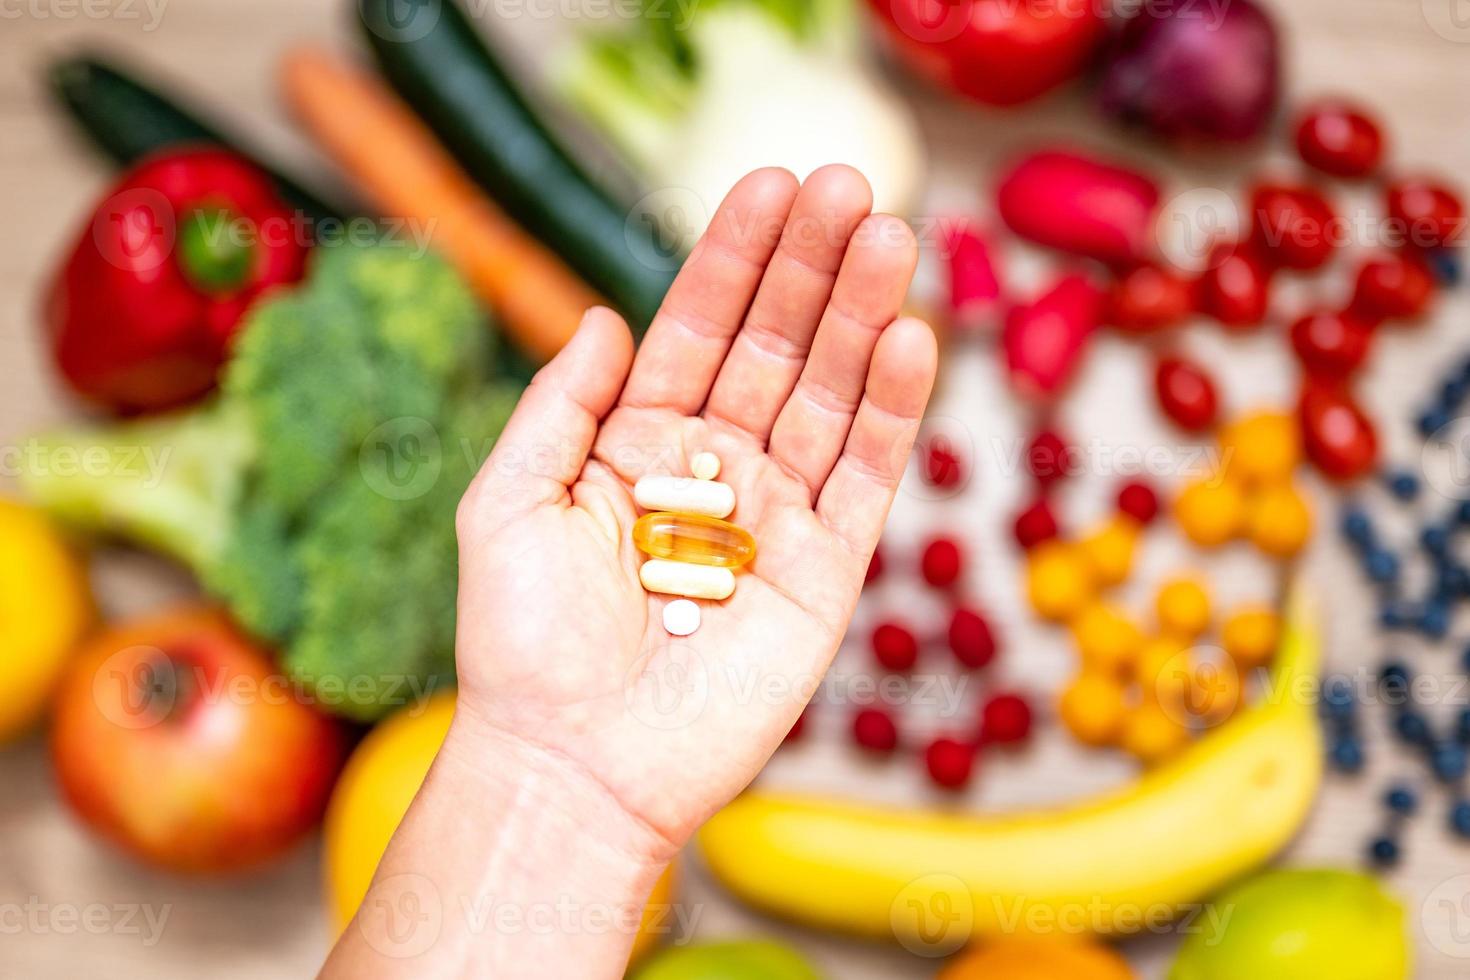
left=451, top=166, right=936, bottom=856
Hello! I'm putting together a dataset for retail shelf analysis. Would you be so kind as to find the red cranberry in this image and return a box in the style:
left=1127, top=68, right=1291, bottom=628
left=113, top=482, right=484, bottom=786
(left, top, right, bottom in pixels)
left=948, top=607, right=997, bottom=670
left=923, top=439, right=966, bottom=488
left=864, top=544, right=884, bottom=586
left=1248, top=183, right=1337, bottom=271
left=1299, top=381, right=1378, bottom=482
left=980, top=693, right=1034, bottom=745
left=924, top=737, right=976, bottom=789
left=1109, top=263, right=1193, bottom=334
left=1155, top=354, right=1219, bottom=432
left=1116, top=480, right=1160, bottom=525
left=871, top=621, right=919, bottom=672
left=1294, top=100, right=1384, bottom=178
left=1013, top=498, right=1059, bottom=550
left=921, top=537, right=964, bottom=589
left=1195, top=244, right=1272, bottom=329
left=1387, top=178, right=1465, bottom=249
left=1289, top=310, right=1374, bottom=379
left=1350, top=254, right=1435, bottom=323
left=1026, top=429, right=1071, bottom=485
left=852, top=708, right=899, bottom=753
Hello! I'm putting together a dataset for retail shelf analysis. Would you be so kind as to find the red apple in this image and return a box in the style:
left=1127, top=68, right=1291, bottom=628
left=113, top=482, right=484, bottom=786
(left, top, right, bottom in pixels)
left=51, top=607, right=347, bottom=874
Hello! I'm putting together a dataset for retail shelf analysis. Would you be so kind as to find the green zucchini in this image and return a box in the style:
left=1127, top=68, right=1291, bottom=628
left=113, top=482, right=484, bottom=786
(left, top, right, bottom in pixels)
left=49, top=54, right=343, bottom=225
left=358, top=0, right=675, bottom=329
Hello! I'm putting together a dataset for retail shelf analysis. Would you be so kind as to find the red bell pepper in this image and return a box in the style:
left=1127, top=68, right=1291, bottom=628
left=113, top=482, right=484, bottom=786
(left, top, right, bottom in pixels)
left=45, top=149, right=308, bottom=414
left=866, top=0, right=1108, bottom=106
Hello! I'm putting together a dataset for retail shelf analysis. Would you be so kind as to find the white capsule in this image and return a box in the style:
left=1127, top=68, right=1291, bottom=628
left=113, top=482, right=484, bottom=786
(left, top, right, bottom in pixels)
left=633, top=475, right=735, bottom=519
left=662, top=598, right=702, bottom=636
left=690, top=451, right=721, bottom=482
left=639, top=559, right=735, bottom=600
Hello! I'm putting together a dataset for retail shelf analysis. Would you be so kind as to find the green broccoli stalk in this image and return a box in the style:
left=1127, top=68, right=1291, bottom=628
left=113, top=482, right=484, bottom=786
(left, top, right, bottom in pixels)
left=555, top=0, right=923, bottom=248
left=22, top=243, right=519, bottom=720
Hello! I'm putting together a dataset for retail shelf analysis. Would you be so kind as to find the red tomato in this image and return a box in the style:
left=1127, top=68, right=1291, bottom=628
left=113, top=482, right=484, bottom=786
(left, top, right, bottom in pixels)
left=1387, top=178, right=1466, bottom=249
left=1294, top=100, right=1385, bottom=178
left=1350, top=254, right=1435, bottom=323
left=1109, top=263, right=1194, bottom=333
left=1289, top=310, right=1374, bottom=379
left=1248, top=183, right=1337, bottom=270
left=1155, top=354, right=1220, bottom=431
left=867, top=0, right=1109, bottom=106
left=1299, top=382, right=1378, bottom=481
left=1195, top=244, right=1272, bottom=329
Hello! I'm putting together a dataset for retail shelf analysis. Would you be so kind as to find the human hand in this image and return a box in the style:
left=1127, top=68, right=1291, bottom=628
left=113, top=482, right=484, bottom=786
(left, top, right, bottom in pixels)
left=450, top=165, right=935, bottom=860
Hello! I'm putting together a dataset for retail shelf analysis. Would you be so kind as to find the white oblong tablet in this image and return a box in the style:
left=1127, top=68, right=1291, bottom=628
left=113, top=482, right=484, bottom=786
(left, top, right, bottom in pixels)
left=690, top=452, right=721, bottom=481
left=633, top=475, right=735, bottom=519
left=639, top=559, right=735, bottom=600
left=662, top=598, right=702, bottom=636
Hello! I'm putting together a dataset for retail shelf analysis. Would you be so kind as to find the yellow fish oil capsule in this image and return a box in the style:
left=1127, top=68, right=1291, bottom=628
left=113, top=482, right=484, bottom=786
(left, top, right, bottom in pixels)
left=633, top=512, right=757, bottom=569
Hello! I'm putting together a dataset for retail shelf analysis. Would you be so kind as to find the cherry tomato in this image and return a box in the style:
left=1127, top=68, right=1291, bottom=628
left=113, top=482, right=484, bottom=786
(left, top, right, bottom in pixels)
left=1289, top=310, right=1374, bottom=379
left=1109, top=262, right=1194, bottom=333
left=1299, top=381, right=1378, bottom=481
left=1349, top=253, right=1435, bottom=323
left=1155, top=354, right=1220, bottom=432
left=1387, top=178, right=1465, bottom=249
left=1195, top=244, right=1272, bottom=329
left=1294, top=100, right=1385, bottom=178
left=1248, top=183, right=1337, bottom=271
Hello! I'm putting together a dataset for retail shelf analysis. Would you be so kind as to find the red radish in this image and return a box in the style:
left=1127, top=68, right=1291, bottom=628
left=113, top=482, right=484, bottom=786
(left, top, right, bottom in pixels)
left=1289, top=310, right=1374, bottom=379
left=1013, top=498, right=1060, bottom=550
left=1387, top=178, right=1465, bottom=249
left=1002, top=274, right=1106, bottom=399
left=1294, top=100, right=1384, bottom=178
left=1026, top=428, right=1072, bottom=486
left=1195, top=243, right=1272, bottom=328
left=1109, top=262, right=1194, bottom=333
left=1350, top=254, right=1435, bottom=323
left=980, top=693, right=1034, bottom=745
left=1116, top=480, right=1160, bottom=524
left=921, top=537, right=964, bottom=589
left=1299, top=382, right=1378, bottom=481
left=996, top=150, right=1160, bottom=267
left=871, top=621, right=919, bottom=672
left=1249, top=183, right=1337, bottom=271
left=945, top=223, right=1003, bottom=330
left=852, top=708, right=899, bottom=753
left=1155, top=355, right=1219, bottom=431
left=924, top=736, right=976, bottom=789
left=948, top=607, right=997, bottom=669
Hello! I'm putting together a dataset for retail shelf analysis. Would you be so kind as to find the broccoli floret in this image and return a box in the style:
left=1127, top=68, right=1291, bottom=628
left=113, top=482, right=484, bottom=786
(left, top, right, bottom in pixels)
left=22, top=242, right=517, bottom=720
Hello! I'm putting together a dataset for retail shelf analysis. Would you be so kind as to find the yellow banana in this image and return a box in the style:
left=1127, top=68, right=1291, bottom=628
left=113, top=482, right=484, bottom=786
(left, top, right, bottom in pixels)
left=698, top=593, right=1321, bottom=945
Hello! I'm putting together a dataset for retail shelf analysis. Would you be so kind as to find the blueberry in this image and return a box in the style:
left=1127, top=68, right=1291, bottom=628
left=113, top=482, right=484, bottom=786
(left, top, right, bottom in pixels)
left=1421, top=407, right=1452, bottom=438
left=1433, top=742, right=1469, bottom=783
left=1366, top=548, right=1401, bottom=584
left=1428, top=248, right=1462, bottom=287
left=1380, top=602, right=1418, bottom=630
left=1458, top=500, right=1470, bottom=526
left=1386, top=469, right=1421, bottom=501
left=1442, top=377, right=1470, bottom=407
left=1342, top=509, right=1374, bottom=548
left=1330, top=736, right=1365, bottom=774
left=1422, top=602, right=1451, bottom=640
left=1322, top=674, right=1357, bottom=718
left=1457, top=708, right=1470, bottom=745
left=1385, top=785, right=1418, bottom=815
left=1380, top=661, right=1413, bottom=697
left=1443, top=564, right=1470, bottom=598
left=1451, top=800, right=1470, bottom=838
left=1396, top=710, right=1432, bottom=746
left=1423, top=524, right=1452, bottom=557
left=1368, top=835, right=1400, bottom=867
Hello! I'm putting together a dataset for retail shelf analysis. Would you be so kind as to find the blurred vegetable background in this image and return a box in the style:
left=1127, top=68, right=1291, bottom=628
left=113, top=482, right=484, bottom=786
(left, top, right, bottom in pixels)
left=2, top=0, right=1469, bottom=976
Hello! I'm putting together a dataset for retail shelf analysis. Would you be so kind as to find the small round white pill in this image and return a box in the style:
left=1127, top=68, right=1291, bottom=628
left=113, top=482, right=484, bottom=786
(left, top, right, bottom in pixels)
left=663, top=598, right=702, bottom=636
left=691, top=451, right=721, bottom=482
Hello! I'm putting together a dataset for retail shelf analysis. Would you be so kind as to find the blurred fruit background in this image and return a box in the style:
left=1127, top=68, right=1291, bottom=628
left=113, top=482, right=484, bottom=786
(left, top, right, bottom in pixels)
left=3, top=0, right=1470, bottom=977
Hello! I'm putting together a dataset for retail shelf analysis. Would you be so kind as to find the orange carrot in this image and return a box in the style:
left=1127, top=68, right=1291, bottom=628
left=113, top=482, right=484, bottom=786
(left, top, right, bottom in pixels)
left=280, top=46, right=600, bottom=361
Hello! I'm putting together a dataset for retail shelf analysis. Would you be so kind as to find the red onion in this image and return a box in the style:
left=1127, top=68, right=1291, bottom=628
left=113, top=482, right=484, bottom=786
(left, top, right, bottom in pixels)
left=1098, top=0, right=1281, bottom=143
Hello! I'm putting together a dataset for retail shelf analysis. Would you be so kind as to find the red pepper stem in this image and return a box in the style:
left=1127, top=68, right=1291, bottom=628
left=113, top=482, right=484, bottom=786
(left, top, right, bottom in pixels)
left=177, top=207, right=257, bottom=293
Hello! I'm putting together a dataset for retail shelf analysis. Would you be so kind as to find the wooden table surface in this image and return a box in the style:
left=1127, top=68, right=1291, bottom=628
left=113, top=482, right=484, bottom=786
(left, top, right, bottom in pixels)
left=4, top=1, right=1470, bottom=976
